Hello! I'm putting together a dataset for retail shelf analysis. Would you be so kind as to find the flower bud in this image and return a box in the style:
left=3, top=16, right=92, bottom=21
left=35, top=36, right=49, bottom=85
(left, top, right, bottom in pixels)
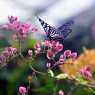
left=47, top=50, right=54, bottom=59
left=70, top=52, right=77, bottom=60
left=28, top=50, right=33, bottom=57
left=64, top=50, right=71, bottom=57
left=19, top=86, right=27, bottom=95
left=46, top=63, right=51, bottom=68
left=58, top=90, right=64, bottom=95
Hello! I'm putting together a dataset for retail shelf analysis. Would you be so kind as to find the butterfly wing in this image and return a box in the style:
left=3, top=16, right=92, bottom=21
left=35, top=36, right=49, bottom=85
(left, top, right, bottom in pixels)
left=57, top=20, right=74, bottom=39
left=38, top=17, right=74, bottom=40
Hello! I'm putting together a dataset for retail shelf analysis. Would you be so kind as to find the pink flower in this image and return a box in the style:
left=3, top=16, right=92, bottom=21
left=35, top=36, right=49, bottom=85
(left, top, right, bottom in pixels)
left=58, top=90, right=64, bottom=95
left=7, top=16, right=30, bottom=40
left=47, top=49, right=54, bottom=59
left=64, top=50, right=71, bottom=57
left=0, top=54, right=6, bottom=63
left=58, top=55, right=65, bottom=64
left=46, top=63, right=51, bottom=68
left=50, top=41, right=63, bottom=53
left=34, top=48, right=41, bottom=55
left=2, top=51, right=10, bottom=58
left=42, top=40, right=51, bottom=47
left=50, top=41, right=57, bottom=49
left=34, top=43, right=41, bottom=54
left=79, top=67, right=92, bottom=80
left=84, top=66, right=91, bottom=72
left=60, top=55, right=65, bottom=59
left=15, top=23, right=30, bottom=40
left=70, top=52, right=77, bottom=60
left=5, top=47, right=17, bottom=55
left=56, top=42, right=63, bottom=52
left=28, top=50, right=33, bottom=57
left=0, top=47, right=17, bottom=64
left=8, top=16, right=18, bottom=24
left=19, top=86, right=27, bottom=95
left=34, top=43, right=41, bottom=49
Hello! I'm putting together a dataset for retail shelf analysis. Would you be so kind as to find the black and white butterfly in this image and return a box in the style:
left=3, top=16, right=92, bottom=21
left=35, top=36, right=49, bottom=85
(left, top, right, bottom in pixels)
left=38, top=17, right=74, bottom=41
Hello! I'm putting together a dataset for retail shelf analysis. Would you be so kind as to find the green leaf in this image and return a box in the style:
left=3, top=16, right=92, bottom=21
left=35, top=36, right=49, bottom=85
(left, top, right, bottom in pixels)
left=55, top=73, right=68, bottom=79
left=47, top=69, right=54, bottom=77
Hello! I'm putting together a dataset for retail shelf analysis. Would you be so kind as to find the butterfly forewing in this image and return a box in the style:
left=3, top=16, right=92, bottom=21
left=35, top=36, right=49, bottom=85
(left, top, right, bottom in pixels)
left=38, top=17, right=59, bottom=39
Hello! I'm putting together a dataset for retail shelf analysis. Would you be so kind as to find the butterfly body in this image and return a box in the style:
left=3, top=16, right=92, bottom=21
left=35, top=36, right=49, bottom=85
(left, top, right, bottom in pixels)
left=38, top=17, right=74, bottom=41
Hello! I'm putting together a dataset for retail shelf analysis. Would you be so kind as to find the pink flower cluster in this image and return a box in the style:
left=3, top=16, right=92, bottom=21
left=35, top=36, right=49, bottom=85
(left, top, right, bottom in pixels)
left=0, top=16, right=38, bottom=40
left=0, top=47, right=17, bottom=64
left=79, top=66, right=92, bottom=80
left=33, top=40, right=77, bottom=69
left=34, top=40, right=63, bottom=58
left=58, top=50, right=77, bottom=64
left=46, top=41, right=63, bottom=59
left=8, top=16, right=30, bottom=40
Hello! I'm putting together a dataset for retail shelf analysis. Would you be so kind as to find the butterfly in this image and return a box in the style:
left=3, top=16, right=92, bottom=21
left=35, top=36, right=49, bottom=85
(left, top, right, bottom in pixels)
left=37, top=17, right=74, bottom=41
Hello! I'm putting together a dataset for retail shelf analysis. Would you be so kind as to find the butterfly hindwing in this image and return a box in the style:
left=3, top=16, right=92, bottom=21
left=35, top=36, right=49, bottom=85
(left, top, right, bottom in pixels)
left=57, top=20, right=74, bottom=39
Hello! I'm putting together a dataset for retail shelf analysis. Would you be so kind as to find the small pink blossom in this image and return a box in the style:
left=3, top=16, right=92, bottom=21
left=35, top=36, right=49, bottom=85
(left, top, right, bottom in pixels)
left=19, top=86, right=27, bottom=95
left=47, top=49, right=54, bottom=59
left=60, top=54, right=65, bottom=59
left=34, top=43, right=41, bottom=54
left=50, top=41, right=63, bottom=53
left=8, top=16, right=18, bottom=24
left=58, top=55, right=65, bottom=64
left=34, top=43, right=41, bottom=49
left=46, top=63, right=51, bottom=68
left=84, top=66, right=91, bottom=72
left=64, top=50, right=71, bottom=57
left=70, top=52, right=77, bottom=60
left=28, top=50, right=33, bottom=57
left=58, top=90, right=64, bottom=95
left=80, top=67, right=92, bottom=80
left=56, top=42, right=63, bottom=52
left=2, top=51, right=10, bottom=58
left=5, top=47, right=17, bottom=55
left=42, top=40, right=51, bottom=47
left=0, top=47, right=17, bottom=64
left=0, top=54, right=6, bottom=63
left=35, top=48, right=41, bottom=55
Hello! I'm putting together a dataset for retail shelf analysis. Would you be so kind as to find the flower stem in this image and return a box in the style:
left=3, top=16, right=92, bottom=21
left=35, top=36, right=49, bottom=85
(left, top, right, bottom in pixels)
left=29, top=64, right=46, bottom=76
left=19, top=40, right=21, bottom=54
left=18, top=40, right=23, bottom=58
left=53, top=80, right=59, bottom=95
